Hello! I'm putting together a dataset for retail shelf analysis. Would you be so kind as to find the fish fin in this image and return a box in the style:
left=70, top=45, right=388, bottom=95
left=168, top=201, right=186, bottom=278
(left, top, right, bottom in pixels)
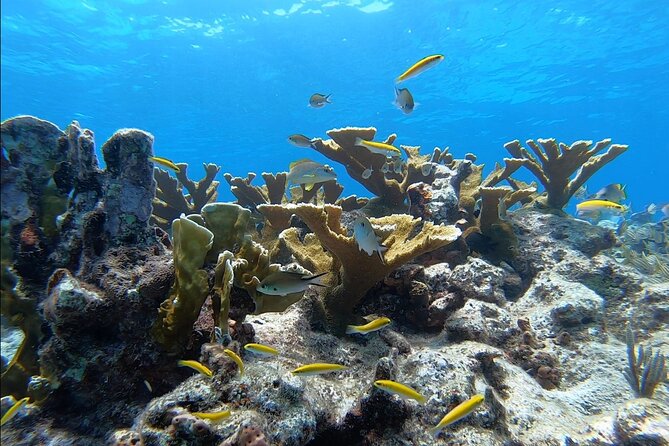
left=303, top=271, right=328, bottom=286
left=377, top=245, right=387, bottom=264
left=345, top=325, right=358, bottom=334
left=354, top=137, right=364, bottom=147
left=325, top=94, right=332, bottom=103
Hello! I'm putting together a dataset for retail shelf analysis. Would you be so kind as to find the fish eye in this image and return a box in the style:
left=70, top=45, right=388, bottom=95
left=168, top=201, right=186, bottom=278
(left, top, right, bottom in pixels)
left=273, top=287, right=278, bottom=291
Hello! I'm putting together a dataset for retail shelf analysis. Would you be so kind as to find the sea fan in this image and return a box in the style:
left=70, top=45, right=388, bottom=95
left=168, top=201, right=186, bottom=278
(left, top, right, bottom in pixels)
left=623, top=324, right=668, bottom=398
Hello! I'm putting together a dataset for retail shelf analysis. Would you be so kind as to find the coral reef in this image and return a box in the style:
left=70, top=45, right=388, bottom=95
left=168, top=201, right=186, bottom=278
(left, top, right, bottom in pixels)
left=504, top=138, right=628, bottom=210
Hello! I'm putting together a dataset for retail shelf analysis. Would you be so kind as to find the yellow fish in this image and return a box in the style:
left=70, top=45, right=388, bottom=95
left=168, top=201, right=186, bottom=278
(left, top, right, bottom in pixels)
left=223, top=349, right=244, bottom=375
left=288, top=134, right=315, bottom=148
left=346, top=316, right=391, bottom=335
left=354, top=138, right=402, bottom=159
left=576, top=199, right=628, bottom=214
left=309, top=93, right=332, bottom=108
left=431, top=394, right=485, bottom=435
left=291, top=363, right=348, bottom=376
left=149, top=156, right=180, bottom=173
left=178, top=359, right=213, bottom=378
left=1, top=396, right=30, bottom=426
left=374, top=380, right=426, bottom=404
left=191, top=409, right=231, bottom=422
left=243, top=343, right=279, bottom=357
left=396, top=54, right=444, bottom=83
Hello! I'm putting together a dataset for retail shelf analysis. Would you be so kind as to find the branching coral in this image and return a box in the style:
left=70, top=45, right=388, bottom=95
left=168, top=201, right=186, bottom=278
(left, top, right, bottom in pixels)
left=152, top=163, right=221, bottom=231
left=624, top=324, right=667, bottom=398
left=310, top=127, right=437, bottom=213
left=258, top=203, right=461, bottom=334
left=504, top=138, right=628, bottom=210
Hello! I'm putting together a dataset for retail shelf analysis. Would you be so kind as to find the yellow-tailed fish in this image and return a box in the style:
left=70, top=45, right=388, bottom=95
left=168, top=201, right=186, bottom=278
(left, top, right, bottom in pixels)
left=288, top=134, right=315, bottom=148
left=354, top=138, right=402, bottom=159
left=346, top=316, right=391, bottom=335
left=291, top=363, right=348, bottom=376
left=223, top=349, right=244, bottom=375
left=373, top=380, right=426, bottom=404
left=352, top=215, right=387, bottom=263
left=243, top=343, right=279, bottom=357
left=191, top=409, right=231, bottom=422
left=576, top=199, right=628, bottom=215
left=589, top=183, right=627, bottom=203
left=396, top=54, right=444, bottom=83
left=149, top=156, right=180, bottom=173
left=286, top=159, right=337, bottom=191
left=394, top=87, right=415, bottom=114
left=1, top=397, right=30, bottom=426
left=309, top=93, right=331, bottom=108
left=257, top=270, right=328, bottom=296
left=178, top=359, right=213, bottom=377
left=431, top=394, right=485, bottom=435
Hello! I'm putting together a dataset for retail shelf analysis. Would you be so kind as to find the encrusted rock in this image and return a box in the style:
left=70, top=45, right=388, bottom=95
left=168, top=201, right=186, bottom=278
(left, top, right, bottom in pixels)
left=614, top=398, right=669, bottom=445
left=449, top=257, right=508, bottom=305
left=445, top=299, right=516, bottom=345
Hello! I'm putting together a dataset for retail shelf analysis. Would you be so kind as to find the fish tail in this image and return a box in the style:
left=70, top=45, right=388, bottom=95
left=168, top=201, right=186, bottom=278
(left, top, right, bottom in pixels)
left=325, top=94, right=332, bottom=103
left=345, top=325, right=359, bottom=334
left=377, top=244, right=388, bottom=264
left=354, top=137, right=363, bottom=147
left=303, top=271, right=328, bottom=287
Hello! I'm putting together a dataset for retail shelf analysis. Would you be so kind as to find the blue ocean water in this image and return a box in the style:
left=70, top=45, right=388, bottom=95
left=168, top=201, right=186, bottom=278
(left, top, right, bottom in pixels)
left=2, top=0, right=667, bottom=209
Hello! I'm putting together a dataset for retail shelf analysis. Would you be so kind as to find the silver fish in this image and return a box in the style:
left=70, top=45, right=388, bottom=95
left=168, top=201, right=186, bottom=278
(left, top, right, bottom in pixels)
left=394, top=87, right=415, bottom=114
left=257, top=271, right=328, bottom=296
left=352, top=215, right=387, bottom=263
left=288, top=134, right=315, bottom=148
left=362, top=167, right=373, bottom=179
left=287, top=159, right=337, bottom=191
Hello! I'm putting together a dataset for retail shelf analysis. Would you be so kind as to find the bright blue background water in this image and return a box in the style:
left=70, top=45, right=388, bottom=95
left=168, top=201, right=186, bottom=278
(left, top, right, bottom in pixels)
left=2, top=0, right=668, bottom=210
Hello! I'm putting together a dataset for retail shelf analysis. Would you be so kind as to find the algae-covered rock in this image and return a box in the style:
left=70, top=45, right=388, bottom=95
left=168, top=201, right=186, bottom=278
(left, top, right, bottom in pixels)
left=614, top=398, right=669, bottom=445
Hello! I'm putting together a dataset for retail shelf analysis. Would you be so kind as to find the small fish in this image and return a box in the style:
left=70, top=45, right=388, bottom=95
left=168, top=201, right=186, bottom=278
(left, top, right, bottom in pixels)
left=374, top=379, right=427, bottom=404
left=243, top=343, right=279, bottom=357
left=393, top=161, right=403, bottom=174
left=291, top=363, right=348, bottom=376
left=346, top=316, right=391, bottom=335
left=589, top=183, right=627, bottom=203
left=223, top=349, right=244, bottom=375
left=662, top=204, right=669, bottom=219
left=576, top=199, right=628, bottom=215
left=178, top=359, right=213, bottom=378
left=362, top=167, right=373, bottom=179
left=394, top=87, right=415, bottom=114
left=287, top=159, right=337, bottom=191
left=288, top=134, right=315, bottom=148
left=381, top=162, right=390, bottom=174
left=354, top=137, right=402, bottom=159
left=309, top=93, right=332, bottom=108
left=257, top=270, right=328, bottom=296
left=431, top=394, right=485, bottom=435
left=352, top=215, right=387, bottom=263
left=149, top=156, right=181, bottom=173
left=574, top=185, right=588, bottom=199
left=396, top=54, right=444, bottom=83
left=1, top=397, right=30, bottom=426
left=191, top=410, right=231, bottom=422
left=143, top=380, right=153, bottom=393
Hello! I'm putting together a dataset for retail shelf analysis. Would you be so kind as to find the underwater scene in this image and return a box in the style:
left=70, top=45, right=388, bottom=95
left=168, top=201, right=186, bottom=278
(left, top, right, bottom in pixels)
left=1, top=0, right=668, bottom=445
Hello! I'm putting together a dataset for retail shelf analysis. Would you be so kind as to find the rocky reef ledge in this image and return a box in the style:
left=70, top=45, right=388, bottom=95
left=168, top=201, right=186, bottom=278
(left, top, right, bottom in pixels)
left=1, top=116, right=667, bottom=446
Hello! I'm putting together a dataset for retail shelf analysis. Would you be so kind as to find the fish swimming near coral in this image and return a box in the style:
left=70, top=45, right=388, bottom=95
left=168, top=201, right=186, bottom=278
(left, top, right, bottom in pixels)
left=286, top=159, right=337, bottom=191
left=309, top=93, right=332, bottom=108
left=291, top=363, right=348, bottom=376
left=346, top=316, right=391, bottom=334
left=430, top=394, right=485, bottom=435
left=191, top=409, right=231, bottom=422
left=373, top=379, right=427, bottom=403
left=394, top=87, right=415, bottom=114
left=588, top=183, right=627, bottom=203
left=395, top=54, right=444, bottom=83
left=354, top=138, right=402, bottom=159
left=244, top=343, right=279, bottom=357
left=576, top=199, right=628, bottom=216
left=256, top=270, right=328, bottom=296
left=352, top=215, right=388, bottom=263
left=361, top=167, right=373, bottom=179
left=288, top=134, right=315, bottom=148
left=223, top=349, right=244, bottom=375
left=178, top=359, right=213, bottom=378
left=149, top=156, right=180, bottom=173
left=1, top=397, right=30, bottom=426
